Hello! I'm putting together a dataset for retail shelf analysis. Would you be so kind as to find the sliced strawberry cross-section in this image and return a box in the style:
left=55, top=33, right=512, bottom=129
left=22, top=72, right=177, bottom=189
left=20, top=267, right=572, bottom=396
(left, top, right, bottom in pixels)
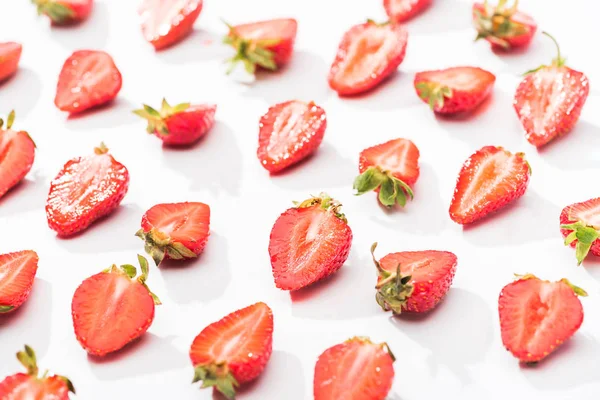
left=560, top=197, right=600, bottom=265
left=0, top=250, right=39, bottom=313
left=139, top=0, right=203, bottom=50
left=472, top=0, right=537, bottom=50
left=0, top=42, right=22, bottom=82
left=0, top=110, right=36, bottom=200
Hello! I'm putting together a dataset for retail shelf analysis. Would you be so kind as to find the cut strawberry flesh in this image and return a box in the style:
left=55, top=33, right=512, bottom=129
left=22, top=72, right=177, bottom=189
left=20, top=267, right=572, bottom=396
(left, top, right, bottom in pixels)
left=0, top=130, right=35, bottom=198
left=0, top=251, right=38, bottom=307
left=140, top=0, right=201, bottom=41
left=360, top=138, right=419, bottom=184
left=380, top=251, right=455, bottom=283
left=0, top=374, right=68, bottom=399
left=145, top=202, right=210, bottom=244
left=421, top=67, right=492, bottom=91
left=266, top=101, right=311, bottom=157
left=568, top=199, right=600, bottom=228
left=0, top=42, right=22, bottom=81
left=386, top=0, right=428, bottom=18
left=234, top=19, right=296, bottom=41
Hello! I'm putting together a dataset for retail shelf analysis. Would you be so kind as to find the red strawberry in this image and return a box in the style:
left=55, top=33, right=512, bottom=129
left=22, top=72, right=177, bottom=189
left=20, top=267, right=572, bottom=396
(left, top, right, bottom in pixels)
left=414, top=66, right=496, bottom=114
left=328, top=20, right=408, bottom=96
left=0, top=42, right=22, bottom=82
left=224, top=18, right=297, bottom=75
left=354, top=138, right=419, bottom=207
left=54, top=50, right=122, bottom=114
left=134, top=99, right=216, bottom=146
left=190, top=302, right=273, bottom=399
left=560, top=198, right=600, bottom=266
left=136, top=202, right=210, bottom=266
left=499, top=274, right=586, bottom=363
left=139, top=0, right=203, bottom=50
left=370, top=243, right=457, bottom=313
left=0, top=111, right=36, bottom=200
left=32, top=0, right=93, bottom=25
left=472, top=1, right=537, bottom=50
left=514, top=32, right=589, bottom=147
left=269, top=193, right=352, bottom=291
left=0, top=345, right=75, bottom=399
left=449, top=146, right=531, bottom=225
left=257, top=100, right=326, bottom=173
left=46, top=143, right=129, bottom=237
left=72, top=255, right=160, bottom=356
left=0, top=250, right=39, bottom=313
left=314, top=337, right=395, bottom=400
left=384, top=0, right=431, bottom=23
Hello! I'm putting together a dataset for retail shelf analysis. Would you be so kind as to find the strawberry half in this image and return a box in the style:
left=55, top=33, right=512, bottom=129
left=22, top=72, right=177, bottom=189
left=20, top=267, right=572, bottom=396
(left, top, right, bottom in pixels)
left=32, top=0, right=93, bottom=25
left=46, top=143, right=129, bottom=237
left=514, top=32, right=589, bottom=147
left=72, top=255, right=160, bottom=356
left=353, top=138, right=419, bottom=207
left=0, top=345, right=75, bottom=399
left=134, top=99, right=216, bottom=146
left=223, top=18, right=297, bottom=75
left=0, top=42, right=22, bottom=82
left=0, top=250, right=38, bottom=313
left=328, top=20, right=408, bottom=96
left=55, top=50, right=122, bottom=114
left=257, top=100, right=326, bottom=173
left=449, top=146, right=531, bottom=225
left=0, top=111, right=36, bottom=200
left=190, top=302, right=273, bottom=399
left=136, top=202, right=210, bottom=266
left=560, top=198, right=600, bottom=266
left=269, top=193, right=353, bottom=291
left=314, top=337, right=395, bottom=400
left=384, top=0, right=432, bottom=23
left=370, top=243, right=457, bottom=314
left=139, top=0, right=203, bottom=50
left=473, top=0, right=537, bottom=50
left=414, top=66, right=496, bottom=114
left=499, top=274, right=586, bottom=363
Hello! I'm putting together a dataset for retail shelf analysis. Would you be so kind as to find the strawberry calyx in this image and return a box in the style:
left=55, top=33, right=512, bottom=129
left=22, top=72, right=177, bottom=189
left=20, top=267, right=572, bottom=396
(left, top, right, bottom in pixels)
left=473, top=0, right=528, bottom=49
left=16, top=345, right=76, bottom=393
left=561, top=221, right=600, bottom=266
left=371, top=242, right=414, bottom=315
left=293, top=192, right=347, bottom=223
left=0, top=110, right=37, bottom=148
left=222, top=20, right=279, bottom=75
left=353, top=166, right=414, bottom=208
left=32, top=0, right=76, bottom=24
left=192, top=362, right=239, bottom=400
left=366, top=19, right=391, bottom=27
left=415, top=81, right=453, bottom=111
left=513, top=273, right=588, bottom=296
left=103, top=255, right=162, bottom=305
left=524, top=31, right=567, bottom=75
left=135, top=228, right=197, bottom=266
left=133, top=98, right=190, bottom=136
left=94, top=142, right=109, bottom=155
left=0, top=305, right=15, bottom=313
left=345, top=336, right=396, bottom=362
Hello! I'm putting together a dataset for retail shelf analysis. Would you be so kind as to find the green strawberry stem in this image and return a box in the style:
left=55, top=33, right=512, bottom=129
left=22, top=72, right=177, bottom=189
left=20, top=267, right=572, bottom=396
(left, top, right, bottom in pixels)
left=415, top=82, right=453, bottom=111
left=523, top=31, right=566, bottom=75
left=473, top=0, right=526, bottom=49
left=135, top=228, right=197, bottom=266
left=370, top=242, right=414, bottom=314
left=104, top=256, right=162, bottom=305
left=353, top=166, right=413, bottom=208
left=294, top=193, right=348, bottom=222
left=514, top=273, right=588, bottom=297
left=561, top=221, right=600, bottom=265
left=133, top=98, right=190, bottom=136
left=16, top=345, right=76, bottom=393
left=192, top=362, right=239, bottom=400
left=32, top=0, right=75, bottom=24
left=222, top=20, right=279, bottom=75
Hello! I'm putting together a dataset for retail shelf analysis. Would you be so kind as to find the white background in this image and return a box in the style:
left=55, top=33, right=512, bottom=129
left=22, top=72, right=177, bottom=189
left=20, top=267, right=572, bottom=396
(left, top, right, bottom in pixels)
left=1, top=0, right=600, bottom=399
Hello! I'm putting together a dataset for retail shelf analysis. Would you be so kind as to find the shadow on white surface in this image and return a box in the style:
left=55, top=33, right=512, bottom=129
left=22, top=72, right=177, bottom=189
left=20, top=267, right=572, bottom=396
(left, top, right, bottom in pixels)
left=155, top=30, right=231, bottom=64
left=582, top=257, right=600, bottom=283
left=390, top=288, right=493, bottom=383
left=520, top=334, right=600, bottom=390
left=63, top=97, right=139, bottom=131
left=0, top=171, right=48, bottom=218
left=47, top=2, right=110, bottom=50
left=54, top=203, right=143, bottom=253
left=269, top=142, right=355, bottom=191
left=339, top=72, right=420, bottom=111
left=403, top=0, right=471, bottom=35
left=537, top=121, right=600, bottom=170
left=490, top=36, right=557, bottom=76
left=386, top=393, right=404, bottom=400
left=160, top=233, right=231, bottom=304
left=88, top=333, right=186, bottom=380
left=0, top=68, right=42, bottom=116
left=162, top=122, right=242, bottom=196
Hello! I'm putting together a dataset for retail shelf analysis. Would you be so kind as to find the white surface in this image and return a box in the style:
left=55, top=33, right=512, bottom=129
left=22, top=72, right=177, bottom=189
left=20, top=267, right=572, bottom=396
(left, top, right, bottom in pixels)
left=1, top=0, right=600, bottom=399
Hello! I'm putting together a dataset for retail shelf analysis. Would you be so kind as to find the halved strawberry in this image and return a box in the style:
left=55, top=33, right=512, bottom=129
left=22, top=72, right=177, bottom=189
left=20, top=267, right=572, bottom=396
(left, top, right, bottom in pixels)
left=0, top=250, right=38, bottom=313
left=223, top=18, right=297, bottom=75
left=134, top=99, right=216, bottom=146
left=473, top=0, right=537, bottom=50
left=139, top=0, right=203, bottom=50
left=190, top=302, right=273, bottom=399
left=0, top=111, right=36, bottom=200
left=514, top=32, right=589, bottom=147
left=370, top=243, right=457, bottom=313
left=269, top=193, right=352, bottom=291
left=257, top=100, right=326, bottom=173
left=328, top=20, right=408, bottom=96
left=354, top=138, right=419, bottom=207
left=0, top=345, right=75, bottom=399
left=384, top=0, right=432, bottom=23
left=449, top=146, right=531, bottom=225
left=0, top=42, right=22, bottom=82
left=499, top=274, right=586, bottom=363
left=136, top=202, right=210, bottom=266
left=71, top=255, right=160, bottom=356
left=314, top=337, right=395, bottom=400
left=32, top=0, right=93, bottom=25
left=560, top=198, right=600, bottom=266
left=55, top=50, right=122, bottom=114
left=46, top=143, right=129, bottom=236
left=414, top=66, right=496, bottom=114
